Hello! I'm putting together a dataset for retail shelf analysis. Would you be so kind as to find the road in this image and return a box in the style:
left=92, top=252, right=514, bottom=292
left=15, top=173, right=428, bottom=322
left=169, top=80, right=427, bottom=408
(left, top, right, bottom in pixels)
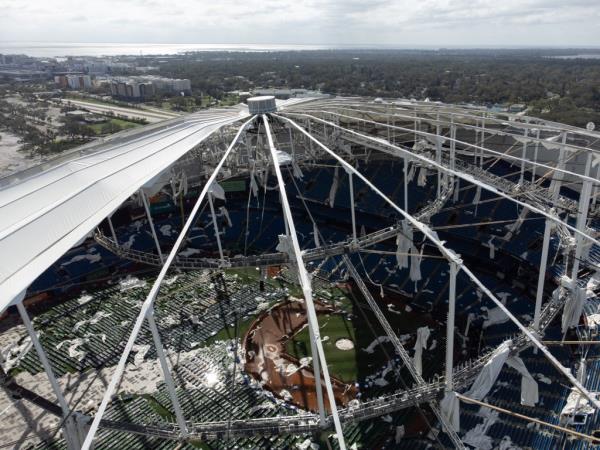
left=58, top=98, right=181, bottom=123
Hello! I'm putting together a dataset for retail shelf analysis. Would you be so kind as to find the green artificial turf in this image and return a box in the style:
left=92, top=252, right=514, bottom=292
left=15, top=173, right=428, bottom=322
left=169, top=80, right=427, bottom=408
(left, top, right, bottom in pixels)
left=286, top=312, right=358, bottom=383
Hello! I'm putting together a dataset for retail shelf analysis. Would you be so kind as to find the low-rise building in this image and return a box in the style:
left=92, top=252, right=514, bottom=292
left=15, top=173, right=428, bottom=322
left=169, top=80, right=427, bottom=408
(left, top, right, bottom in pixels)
left=107, top=76, right=191, bottom=100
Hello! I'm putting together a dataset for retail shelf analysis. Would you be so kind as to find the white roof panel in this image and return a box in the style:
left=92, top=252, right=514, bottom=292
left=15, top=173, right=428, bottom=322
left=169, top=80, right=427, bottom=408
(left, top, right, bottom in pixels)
left=0, top=107, right=249, bottom=309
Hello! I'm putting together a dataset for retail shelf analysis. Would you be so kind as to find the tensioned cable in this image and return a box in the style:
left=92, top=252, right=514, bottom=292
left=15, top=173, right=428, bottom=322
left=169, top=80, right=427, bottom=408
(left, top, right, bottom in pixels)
left=81, top=115, right=256, bottom=450
left=261, top=115, right=347, bottom=449
left=284, top=112, right=600, bottom=248
left=276, top=112, right=600, bottom=410
left=285, top=159, right=447, bottom=446
left=337, top=257, right=447, bottom=450
left=299, top=109, right=599, bottom=185
left=304, top=102, right=600, bottom=153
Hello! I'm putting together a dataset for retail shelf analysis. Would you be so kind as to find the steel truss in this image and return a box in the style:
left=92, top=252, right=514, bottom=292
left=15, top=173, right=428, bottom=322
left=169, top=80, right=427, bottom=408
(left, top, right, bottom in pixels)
left=6, top=98, right=600, bottom=449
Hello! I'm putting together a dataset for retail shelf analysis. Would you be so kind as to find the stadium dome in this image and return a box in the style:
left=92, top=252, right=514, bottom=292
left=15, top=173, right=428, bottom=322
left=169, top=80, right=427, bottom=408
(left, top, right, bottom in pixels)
left=0, top=96, right=599, bottom=450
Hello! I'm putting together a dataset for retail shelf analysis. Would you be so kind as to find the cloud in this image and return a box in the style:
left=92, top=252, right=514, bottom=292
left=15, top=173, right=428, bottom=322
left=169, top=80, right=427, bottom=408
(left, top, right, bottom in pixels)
left=0, top=0, right=598, bottom=47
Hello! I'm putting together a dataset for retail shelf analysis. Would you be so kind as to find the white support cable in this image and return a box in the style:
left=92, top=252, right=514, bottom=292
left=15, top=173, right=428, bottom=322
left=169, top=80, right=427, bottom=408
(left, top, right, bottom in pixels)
left=146, top=309, right=188, bottom=435
left=301, top=101, right=600, bottom=157
left=80, top=116, right=254, bottom=450
left=436, top=112, right=442, bottom=197
left=571, top=152, right=594, bottom=279
left=551, top=132, right=568, bottom=202
left=299, top=99, right=561, bottom=138
left=343, top=256, right=466, bottom=449
left=16, top=301, right=80, bottom=450
left=283, top=112, right=600, bottom=249
left=534, top=219, right=553, bottom=331
left=107, top=214, right=118, bottom=245
left=280, top=163, right=332, bottom=425
left=16, top=301, right=70, bottom=414
left=446, top=262, right=458, bottom=391
left=348, top=171, right=357, bottom=242
left=480, top=115, right=486, bottom=168
left=532, top=128, right=541, bottom=183
left=276, top=113, right=600, bottom=410
left=140, top=189, right=164, bottom=264
left=261, top=115, right=346, bottom=449
left=208, top=192, right=225, bottom=263
left=519, top=127, right=528, bottom=185
left=297, top=109, right=600, bottom=186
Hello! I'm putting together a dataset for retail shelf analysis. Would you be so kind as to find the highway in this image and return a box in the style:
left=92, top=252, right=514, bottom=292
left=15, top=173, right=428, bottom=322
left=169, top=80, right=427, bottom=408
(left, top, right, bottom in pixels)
left=58, top=98, right=181, bottom=123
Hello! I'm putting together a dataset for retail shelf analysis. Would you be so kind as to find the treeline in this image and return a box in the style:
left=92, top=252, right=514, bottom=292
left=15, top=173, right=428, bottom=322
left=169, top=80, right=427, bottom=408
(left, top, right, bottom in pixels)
left=147, top=49, right=600, bottom=127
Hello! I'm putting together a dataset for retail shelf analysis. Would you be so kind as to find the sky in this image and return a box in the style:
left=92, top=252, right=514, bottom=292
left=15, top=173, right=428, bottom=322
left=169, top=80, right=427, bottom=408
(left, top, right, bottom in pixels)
left=0, top=0, right=599, bottom=48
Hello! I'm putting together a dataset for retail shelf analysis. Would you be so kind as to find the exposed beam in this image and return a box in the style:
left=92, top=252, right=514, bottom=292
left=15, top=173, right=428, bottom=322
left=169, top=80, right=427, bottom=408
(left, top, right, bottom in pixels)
left=81, top=116, right=255, bottom=450
left=262, top=115, right=346, bottom=449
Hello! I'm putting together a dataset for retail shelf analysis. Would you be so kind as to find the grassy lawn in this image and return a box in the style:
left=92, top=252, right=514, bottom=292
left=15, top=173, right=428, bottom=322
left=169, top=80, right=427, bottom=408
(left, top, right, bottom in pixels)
left=205, top=314, right=256, bottom=345
left=139, top=394, right=176, bottom=421
left=286, top=312, right=358, bottom=383
left=88, top=117, right=141, bottom=134
left=224, top=266, right=262, bottom=284
left=64, top=94, right=128, bottom=107
left=219, top=94, right=241, bottom=106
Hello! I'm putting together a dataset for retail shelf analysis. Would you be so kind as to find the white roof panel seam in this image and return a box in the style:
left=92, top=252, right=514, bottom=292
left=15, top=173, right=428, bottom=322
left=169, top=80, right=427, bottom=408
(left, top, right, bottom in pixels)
left=0, top=117, right=238, bottom=236
left=0, top=113, right=247, bottom=307
left=0, top=114, right=234, bottom=208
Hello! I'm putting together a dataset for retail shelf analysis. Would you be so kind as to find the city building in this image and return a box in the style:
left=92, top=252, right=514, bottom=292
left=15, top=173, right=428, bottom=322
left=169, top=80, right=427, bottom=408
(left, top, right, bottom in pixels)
left=54, top=73, right=92, bottom=90
left=107, top=76, right=190, bottom=100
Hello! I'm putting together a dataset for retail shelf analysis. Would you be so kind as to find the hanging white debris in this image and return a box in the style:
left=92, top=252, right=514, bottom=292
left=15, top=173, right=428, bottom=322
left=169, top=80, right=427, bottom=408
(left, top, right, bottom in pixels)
left=261, top=165, right=269, bottom=187
left=276, top=234, right=294, bottom=257
left=394, top=425, right=405, bottom=443
left=560, top=388, right=596, bottom=424
left=56, top=338, right=88, bottom=361
left=462, top=407, right=499, bottom=450
left=292, top=159, right=304, bottom=179
left=313, top=222, right=321, bottom=248
left=453, top=179, right=460, bottom=202
left=329, top=166, right=340, bottom=207
left=208, top=181, right=226, bottom=201
left=440, top=391, right=460, bottom=432
left=506, top=355, right=539, bottom=406
left=396, top=221, right=413, bottom=270
left=413, top=326, right=430, bottom=376
left=407, top=160, right=416, bottom=182
left=465, top=340, right=511, bottom=400
left=513, top=135, right=533, bottom=145
left=504, top=207, right=529, bottom=240
left=250, top=168, right=259, bottom=198
left=472, top=186, right=482, bottom=205
left=170, top=170, right=188, bottom=198
left=562, top=284, right=587, bottom=333
left=483, top=306, right=510, bottom=329
left=219, top=206, right=232, bottom=227
left=497, top=436, right=519, bottom=450
left=425, top=135, right=447, bottom=148
left=61, top=251, right=102, bottom=266
left=409, top=245, right=423, bottom=283
left=489, top=236, right=497, bottom=259
left=417, top=166, right=428, bottom=187
left=1, top=336, right=32, bottom=372
left=275, top=150, right=293, bottom=166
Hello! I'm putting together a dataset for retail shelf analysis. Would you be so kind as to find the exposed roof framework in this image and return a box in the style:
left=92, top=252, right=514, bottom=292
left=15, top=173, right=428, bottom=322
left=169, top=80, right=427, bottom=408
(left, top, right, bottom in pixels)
left=1, top=97, right=599, bottom=449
